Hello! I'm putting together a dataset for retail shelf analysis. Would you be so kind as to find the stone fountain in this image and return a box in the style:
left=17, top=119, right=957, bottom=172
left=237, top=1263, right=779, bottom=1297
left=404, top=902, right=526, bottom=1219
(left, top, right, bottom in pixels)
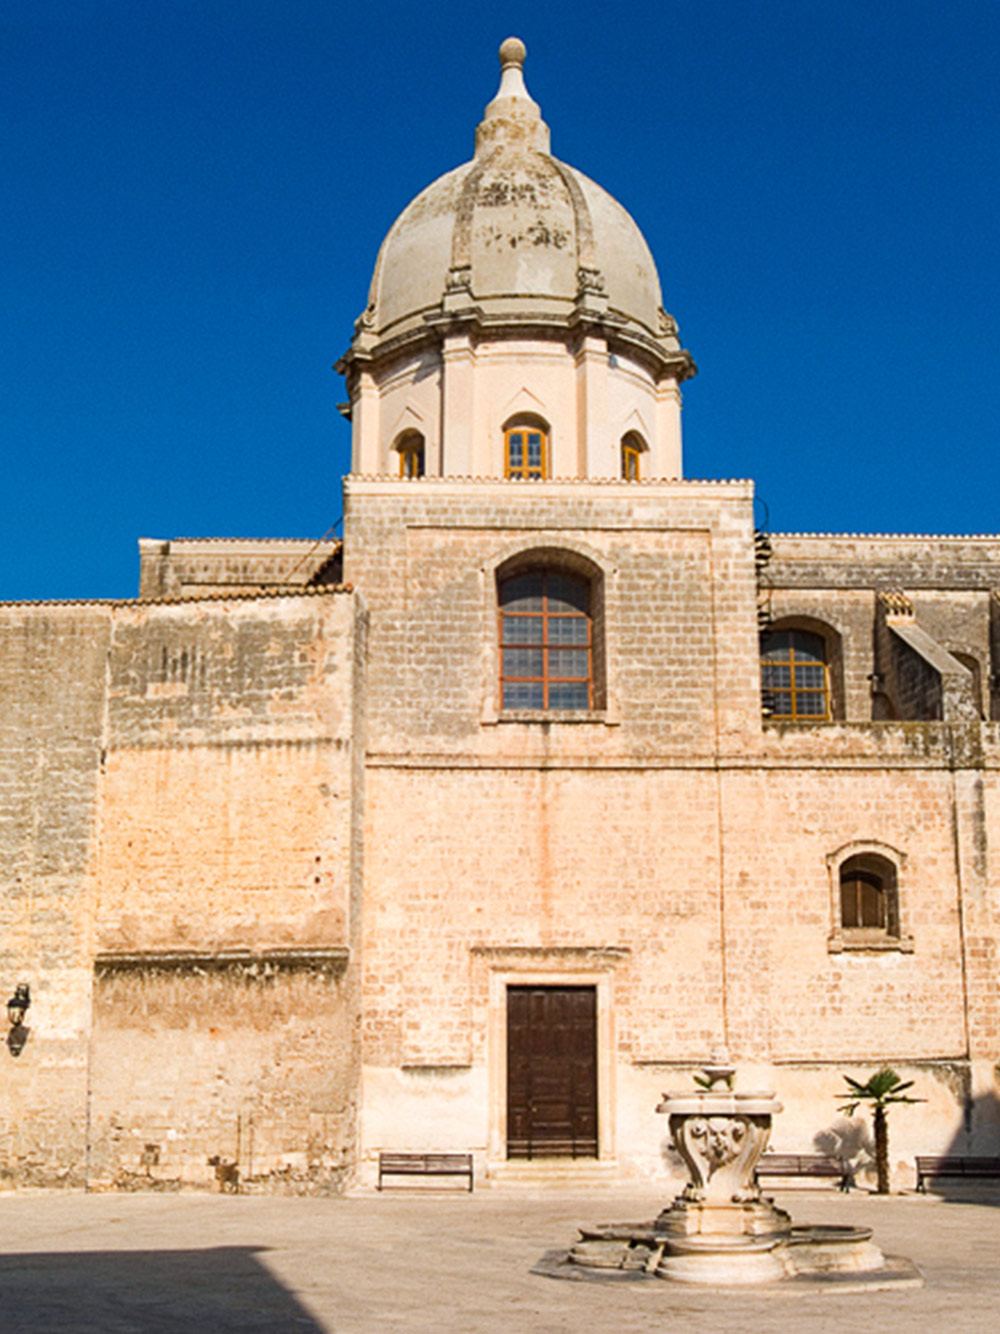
left=538, top=1053, right=921, bottom=1289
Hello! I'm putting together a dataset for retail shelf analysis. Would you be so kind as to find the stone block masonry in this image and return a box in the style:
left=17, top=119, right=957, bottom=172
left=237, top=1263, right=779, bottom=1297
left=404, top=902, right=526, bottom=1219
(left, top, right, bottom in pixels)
left=0, top=590, right=362, bottom=1190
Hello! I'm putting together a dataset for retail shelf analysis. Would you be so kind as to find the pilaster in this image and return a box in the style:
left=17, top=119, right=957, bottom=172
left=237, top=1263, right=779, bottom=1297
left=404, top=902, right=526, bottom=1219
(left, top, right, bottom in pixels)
left=575, top=333, right=610, bottom=478
left=441, top=333, right=476, bottom=475
left=655, top=375, right=683, bottom=479
left=352, top=368, right=381, bottom=474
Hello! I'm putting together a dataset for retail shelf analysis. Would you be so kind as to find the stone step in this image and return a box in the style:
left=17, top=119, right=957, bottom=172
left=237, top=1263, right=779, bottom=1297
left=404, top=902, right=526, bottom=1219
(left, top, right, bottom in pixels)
left=484, top=1159, right=621, bottom=1190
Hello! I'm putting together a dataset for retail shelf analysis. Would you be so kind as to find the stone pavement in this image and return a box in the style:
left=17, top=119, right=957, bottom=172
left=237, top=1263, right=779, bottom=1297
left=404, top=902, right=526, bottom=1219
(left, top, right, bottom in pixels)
left=1, top=1184, right=999, bottom=1332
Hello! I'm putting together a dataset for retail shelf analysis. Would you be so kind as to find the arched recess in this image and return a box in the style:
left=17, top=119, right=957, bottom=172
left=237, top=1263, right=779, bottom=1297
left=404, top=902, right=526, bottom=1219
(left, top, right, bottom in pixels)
left=490, top=544, right=608, bottom=712
left=760, top=616, right=845, bottom=721
left=825, top=839, right=913, bottom=953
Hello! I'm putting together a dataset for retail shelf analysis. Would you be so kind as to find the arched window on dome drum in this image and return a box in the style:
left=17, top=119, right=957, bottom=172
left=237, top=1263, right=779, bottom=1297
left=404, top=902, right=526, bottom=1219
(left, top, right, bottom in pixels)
left=621, top=432, right=645, bottom=481
left=498, top=568, right=592, bottom=710
left=504, top=423, right=548, bottom=480
left=839, top=854, right=899, bottom=936
left=395, top=431, right=425, bottom=478
left=760, top=629, right=830, bottom=721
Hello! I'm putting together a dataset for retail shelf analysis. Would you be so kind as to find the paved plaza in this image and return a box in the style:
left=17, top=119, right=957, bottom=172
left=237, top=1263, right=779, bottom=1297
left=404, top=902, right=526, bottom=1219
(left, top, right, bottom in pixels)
left=0, top=1184, right=998, bottom=1332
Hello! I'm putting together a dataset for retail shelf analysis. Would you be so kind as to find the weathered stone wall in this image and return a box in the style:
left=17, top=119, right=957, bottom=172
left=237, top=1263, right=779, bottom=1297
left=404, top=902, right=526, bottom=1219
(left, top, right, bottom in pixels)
left=766, top=535, right=999, bottom=722
left=0, top=604, right=111, bottom=1186
left=96, top=595, right=357, bottom=953
left=0, top=589, right=362, bottom=1191
left=138, top=539, right=341, bottom=598
left=343, top=476, right=762, bottom=759
left=5, top=498, right=1000, bottom=1192
left=88, top=958, right=354, bottom=1193
left=358, top=739, right=1000, bottom=1179
left=89, top=591, right=362, bottom=1190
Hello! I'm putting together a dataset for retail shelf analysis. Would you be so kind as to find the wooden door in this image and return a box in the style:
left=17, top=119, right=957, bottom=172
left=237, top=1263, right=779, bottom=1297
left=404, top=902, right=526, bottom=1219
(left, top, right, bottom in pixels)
left=506, top=985, right=597, bottom=1159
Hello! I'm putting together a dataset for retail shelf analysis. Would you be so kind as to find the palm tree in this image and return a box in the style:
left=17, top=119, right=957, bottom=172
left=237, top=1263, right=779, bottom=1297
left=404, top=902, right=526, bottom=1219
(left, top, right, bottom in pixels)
left=836, top=1068, right=923, bottom=1194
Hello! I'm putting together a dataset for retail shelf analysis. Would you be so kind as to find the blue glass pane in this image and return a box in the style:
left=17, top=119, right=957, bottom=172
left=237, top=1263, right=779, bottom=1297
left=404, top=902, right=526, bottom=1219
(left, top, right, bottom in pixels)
left=547, top=575, right=588, bottom=613
left=549, top=682, right=590, bottom=709
left=795, top=663, right=825, bottom=688
left=503, top=648, right=543, bottom=677
left=796, top=693, right=826, bottom=716
left=790, top=632, right=825, bottom=662
left=502, top=615, right=543, bottom=644
left=761, top=664, right=791, bottom=687
left=547, top=648, right=588, bottom=678
left=547, top=617, right=589, bottom=644
left=503, top=682, right=544, bottom=709
left=761, top=632, right=793, bottom=658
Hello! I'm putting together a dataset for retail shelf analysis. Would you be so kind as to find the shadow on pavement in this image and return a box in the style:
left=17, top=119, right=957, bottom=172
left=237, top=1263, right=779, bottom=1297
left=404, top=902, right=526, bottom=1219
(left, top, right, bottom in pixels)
left=0, top=1246, right=323, bottom=1332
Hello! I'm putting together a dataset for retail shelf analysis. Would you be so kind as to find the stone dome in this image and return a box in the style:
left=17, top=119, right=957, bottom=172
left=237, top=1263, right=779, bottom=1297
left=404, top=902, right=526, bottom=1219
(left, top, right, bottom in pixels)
left=347, top=39, right=692, bottom=379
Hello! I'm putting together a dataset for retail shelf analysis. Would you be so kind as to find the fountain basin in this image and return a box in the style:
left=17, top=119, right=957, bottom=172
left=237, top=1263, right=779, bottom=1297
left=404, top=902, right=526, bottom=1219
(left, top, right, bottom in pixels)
left=537, top=1055, right=922, bottom=1290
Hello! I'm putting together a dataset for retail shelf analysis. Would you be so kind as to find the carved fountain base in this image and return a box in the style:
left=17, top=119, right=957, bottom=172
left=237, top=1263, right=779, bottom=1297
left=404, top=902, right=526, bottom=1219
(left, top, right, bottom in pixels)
left=537, top=1056, right=921, bottom=1290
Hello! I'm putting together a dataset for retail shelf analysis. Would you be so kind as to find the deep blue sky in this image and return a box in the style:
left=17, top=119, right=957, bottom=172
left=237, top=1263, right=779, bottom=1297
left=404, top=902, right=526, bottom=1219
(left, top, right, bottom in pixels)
left=4, top=0, right=999, bottom=600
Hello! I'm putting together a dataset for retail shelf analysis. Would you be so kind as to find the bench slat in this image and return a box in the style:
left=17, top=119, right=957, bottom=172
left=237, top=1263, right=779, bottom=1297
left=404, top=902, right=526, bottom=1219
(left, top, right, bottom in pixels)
left=378, top=1152, right=474, bottom=1191
left=755, top=1154, right=851, bottom=1191
left=915, top=1156, right=1000, bottom=1191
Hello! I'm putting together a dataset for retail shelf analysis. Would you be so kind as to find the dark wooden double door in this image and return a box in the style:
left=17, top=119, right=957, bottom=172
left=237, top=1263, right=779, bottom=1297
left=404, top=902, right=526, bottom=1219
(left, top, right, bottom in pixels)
left=506, top=986, right=597, bottom=1159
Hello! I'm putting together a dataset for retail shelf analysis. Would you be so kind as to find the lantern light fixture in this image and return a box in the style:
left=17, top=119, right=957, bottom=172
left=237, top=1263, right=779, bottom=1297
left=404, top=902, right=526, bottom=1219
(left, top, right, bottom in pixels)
left=7, top=984, right=30, bottom=1028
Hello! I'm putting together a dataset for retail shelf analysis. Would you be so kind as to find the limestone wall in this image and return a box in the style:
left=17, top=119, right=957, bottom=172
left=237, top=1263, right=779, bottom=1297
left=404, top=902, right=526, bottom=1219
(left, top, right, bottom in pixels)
left=0, top=590, right=363, bottom=1191
left=766, top=534, right=999, bottom=722
left=343, top=476, right=761, bottom=758
left=349, top=492, right=1000, bottom=1185
left=0, top=604, right=111, bottom=1185
left=138, top=539, right=341, bottom=598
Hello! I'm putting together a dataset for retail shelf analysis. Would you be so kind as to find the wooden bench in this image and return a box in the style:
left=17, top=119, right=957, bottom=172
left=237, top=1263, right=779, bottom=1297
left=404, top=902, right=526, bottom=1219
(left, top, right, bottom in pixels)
left=755, top=1154, right=852, bottom=1191
left=377, top=1152, right=474, bottom=1192
left=915, top=1156, right=1000, bottom=1192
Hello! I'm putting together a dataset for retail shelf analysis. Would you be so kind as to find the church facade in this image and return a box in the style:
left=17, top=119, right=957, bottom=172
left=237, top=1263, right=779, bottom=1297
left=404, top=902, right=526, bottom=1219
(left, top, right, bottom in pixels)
left=3, top=41, right=999, bottom=1193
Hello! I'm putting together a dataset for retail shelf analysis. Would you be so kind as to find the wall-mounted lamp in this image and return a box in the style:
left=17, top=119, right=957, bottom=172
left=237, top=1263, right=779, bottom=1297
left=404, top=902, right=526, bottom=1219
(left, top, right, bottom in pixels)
left=7, top=984, right=30, bottom=1029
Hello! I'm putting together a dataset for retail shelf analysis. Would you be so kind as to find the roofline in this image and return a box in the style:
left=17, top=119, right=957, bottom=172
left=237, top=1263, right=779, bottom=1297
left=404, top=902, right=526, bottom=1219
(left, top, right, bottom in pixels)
left=0, top=585, right=353, bottom=611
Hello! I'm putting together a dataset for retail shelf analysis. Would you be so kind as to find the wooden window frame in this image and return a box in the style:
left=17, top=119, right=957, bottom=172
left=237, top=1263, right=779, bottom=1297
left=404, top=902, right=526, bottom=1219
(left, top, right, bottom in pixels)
left=840, top=869, right=887, bottom=930
left=621, top=434, right=644, bottom=481
left=761, top=628, right=831, bottom=721
left=397, top=436, right=425, bottom=478
left=498, top=569, right=593, bottom=711
left=504, top=426, right=548, bottom=480
left=827, top=845, right=912, bottom=953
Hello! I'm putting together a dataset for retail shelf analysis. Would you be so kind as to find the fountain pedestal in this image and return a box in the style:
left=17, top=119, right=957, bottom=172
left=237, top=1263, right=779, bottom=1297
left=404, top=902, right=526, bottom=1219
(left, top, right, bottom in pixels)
left=550, top=1054, right=922, bottom=1289
left=651, top=1060, right=792, bottom=1282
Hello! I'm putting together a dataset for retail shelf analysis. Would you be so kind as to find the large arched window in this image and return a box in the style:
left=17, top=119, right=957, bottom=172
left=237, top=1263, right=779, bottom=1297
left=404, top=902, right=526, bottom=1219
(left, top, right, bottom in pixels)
left=498, top=568, right=593, bottom=710
left=395, top=430, right=425, bottom=478
left=761, top=628, right=831, bottom=721
left=504, top=419, right=548, bottom=480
